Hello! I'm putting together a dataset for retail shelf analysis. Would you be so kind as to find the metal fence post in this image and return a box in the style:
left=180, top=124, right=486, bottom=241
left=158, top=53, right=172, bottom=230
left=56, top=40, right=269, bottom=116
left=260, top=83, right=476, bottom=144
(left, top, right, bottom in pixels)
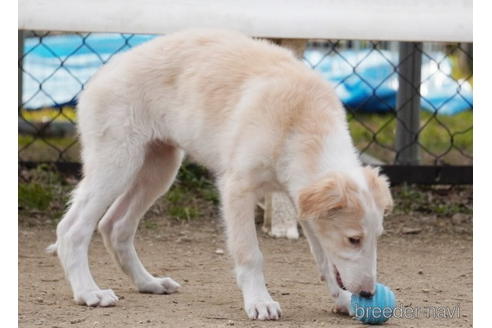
left=18, top=30, right=24, bottom=109
left=395, top=42, right=422, bottom=165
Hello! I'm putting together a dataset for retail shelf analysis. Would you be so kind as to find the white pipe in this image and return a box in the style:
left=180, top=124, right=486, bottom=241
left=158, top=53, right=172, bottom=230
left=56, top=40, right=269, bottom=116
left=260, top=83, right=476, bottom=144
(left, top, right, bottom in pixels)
left=19, top=0, right=472, bottom=42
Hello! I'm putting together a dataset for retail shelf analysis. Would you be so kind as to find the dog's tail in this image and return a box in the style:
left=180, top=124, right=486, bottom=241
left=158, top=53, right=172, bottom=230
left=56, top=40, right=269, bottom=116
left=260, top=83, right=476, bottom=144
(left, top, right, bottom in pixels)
left=46, top=242, right=58, bottom=256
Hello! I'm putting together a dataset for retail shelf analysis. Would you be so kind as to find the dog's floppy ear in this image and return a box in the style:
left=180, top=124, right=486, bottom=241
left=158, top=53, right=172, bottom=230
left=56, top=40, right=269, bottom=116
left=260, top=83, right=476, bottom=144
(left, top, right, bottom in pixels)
left=363, top=166, right=393, bottom=215
left=298, top=172, right=359, bottom=220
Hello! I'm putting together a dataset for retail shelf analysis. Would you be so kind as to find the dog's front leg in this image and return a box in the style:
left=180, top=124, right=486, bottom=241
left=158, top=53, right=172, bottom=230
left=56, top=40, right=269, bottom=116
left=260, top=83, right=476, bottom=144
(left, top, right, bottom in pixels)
left=299, top=222, right=352, bottom=315
left=219, top=175, right=281, bottom=320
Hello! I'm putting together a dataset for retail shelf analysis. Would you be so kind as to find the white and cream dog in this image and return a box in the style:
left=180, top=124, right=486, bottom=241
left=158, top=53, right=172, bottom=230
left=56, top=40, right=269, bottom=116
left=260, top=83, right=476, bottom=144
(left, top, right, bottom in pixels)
left=48, top=29, right=393, bottom=320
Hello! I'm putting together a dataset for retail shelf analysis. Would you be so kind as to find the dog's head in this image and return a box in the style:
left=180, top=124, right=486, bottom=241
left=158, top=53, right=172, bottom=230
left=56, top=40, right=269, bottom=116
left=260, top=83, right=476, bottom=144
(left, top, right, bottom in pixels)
left=298, top=167, right=393, bottom=296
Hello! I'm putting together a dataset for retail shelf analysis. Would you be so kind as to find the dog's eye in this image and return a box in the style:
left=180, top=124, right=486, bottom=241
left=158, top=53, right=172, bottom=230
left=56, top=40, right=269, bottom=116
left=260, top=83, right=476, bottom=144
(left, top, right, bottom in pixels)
left=348, top=237, right=361, bottom=246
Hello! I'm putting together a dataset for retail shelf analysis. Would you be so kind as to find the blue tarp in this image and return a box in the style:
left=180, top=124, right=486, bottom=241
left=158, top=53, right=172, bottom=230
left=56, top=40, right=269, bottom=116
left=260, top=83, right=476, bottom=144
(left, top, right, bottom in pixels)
left=304, top=49, right=473, bottom=115
left=22, top=34, right=472, bottom=115
left=22, top=34, right=155, bottom=109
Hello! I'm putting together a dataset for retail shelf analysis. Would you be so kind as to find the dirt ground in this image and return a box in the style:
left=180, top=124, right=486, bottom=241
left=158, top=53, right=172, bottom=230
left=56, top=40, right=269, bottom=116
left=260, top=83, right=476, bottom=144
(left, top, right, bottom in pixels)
left=19, top=210, right=472, bottom=328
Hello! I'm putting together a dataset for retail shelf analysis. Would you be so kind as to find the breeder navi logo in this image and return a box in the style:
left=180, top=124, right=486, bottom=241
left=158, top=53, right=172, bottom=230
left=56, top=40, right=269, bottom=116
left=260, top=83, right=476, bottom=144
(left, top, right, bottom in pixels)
left=353, top=304, right=462, bottom=320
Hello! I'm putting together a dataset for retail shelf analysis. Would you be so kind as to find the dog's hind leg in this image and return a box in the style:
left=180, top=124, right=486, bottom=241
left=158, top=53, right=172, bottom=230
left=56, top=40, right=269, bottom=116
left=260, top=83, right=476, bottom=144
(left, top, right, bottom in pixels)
left=98, top=141, right=184, bottom=294
left=50, top=142, right=146, bottom=307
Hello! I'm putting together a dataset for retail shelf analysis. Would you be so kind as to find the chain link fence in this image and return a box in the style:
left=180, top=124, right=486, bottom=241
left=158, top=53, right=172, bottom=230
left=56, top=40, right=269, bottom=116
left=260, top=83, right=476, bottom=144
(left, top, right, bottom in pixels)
left=18, top=31, right=473, bottom=183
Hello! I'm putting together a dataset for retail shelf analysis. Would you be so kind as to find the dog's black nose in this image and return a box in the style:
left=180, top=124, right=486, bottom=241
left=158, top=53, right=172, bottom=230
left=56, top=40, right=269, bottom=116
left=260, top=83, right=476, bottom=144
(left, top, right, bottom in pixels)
left=359, top=290, right=374, bottom=298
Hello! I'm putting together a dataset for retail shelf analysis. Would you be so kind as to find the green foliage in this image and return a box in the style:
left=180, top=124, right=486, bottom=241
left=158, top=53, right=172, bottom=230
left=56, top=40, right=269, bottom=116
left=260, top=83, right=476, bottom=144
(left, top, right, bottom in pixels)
left=429, top=203, right=472, bottom=216
left=393, top=184, right=472, bottom=217
left=142, top=220, right=158, bottom=230
left=167, top=204, right=199, bottom=221
left=162, top=162, right=219, bottom=222
left=19, top=183, right=53, bottom=210
left=393, top=184, right=427, bottom=215
left=18, top=162, right=219, bottom=226
left=18, top=134, right=81, bottom=162
left=348, top=111, right=472, bottom=164
left=18, top=164, right=73, bottom=225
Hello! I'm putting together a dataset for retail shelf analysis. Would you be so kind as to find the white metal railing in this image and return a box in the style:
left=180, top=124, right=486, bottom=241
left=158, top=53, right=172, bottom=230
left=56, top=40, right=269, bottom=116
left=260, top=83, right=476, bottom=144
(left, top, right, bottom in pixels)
left=19, top=0, right=472, bottom=42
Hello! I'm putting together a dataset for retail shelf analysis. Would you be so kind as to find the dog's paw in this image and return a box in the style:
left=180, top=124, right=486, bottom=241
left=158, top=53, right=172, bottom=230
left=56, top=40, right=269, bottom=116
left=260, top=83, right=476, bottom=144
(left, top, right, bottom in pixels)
left=285, top=226, right=300, bottom=239
left=271, top=225, right=299, bottom=240
left=332, top=304, right=350, bottom=315
left=75, top=289, right=118, bottom=307
left=332, top=289, right=352, bottom=316
left=245, top=300, right=282, bottom=320
left=137, top=277, right=181, bottom=294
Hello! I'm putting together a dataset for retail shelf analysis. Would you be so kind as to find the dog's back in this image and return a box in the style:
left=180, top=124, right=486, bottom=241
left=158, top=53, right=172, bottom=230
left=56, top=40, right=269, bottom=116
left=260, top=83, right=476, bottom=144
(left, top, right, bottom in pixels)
left=78, top=29, right=344, bottom=175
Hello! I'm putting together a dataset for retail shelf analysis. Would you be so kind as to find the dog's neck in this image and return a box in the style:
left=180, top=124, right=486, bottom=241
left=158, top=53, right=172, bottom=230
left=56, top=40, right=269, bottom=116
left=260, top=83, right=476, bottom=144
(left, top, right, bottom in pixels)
left=282, top=126, right=366, bottom=208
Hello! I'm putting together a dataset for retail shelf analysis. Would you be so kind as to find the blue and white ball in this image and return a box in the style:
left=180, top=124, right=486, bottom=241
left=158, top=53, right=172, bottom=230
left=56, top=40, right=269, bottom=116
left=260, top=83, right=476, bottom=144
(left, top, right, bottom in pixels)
left=350, top=283, right=396, bottom=324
